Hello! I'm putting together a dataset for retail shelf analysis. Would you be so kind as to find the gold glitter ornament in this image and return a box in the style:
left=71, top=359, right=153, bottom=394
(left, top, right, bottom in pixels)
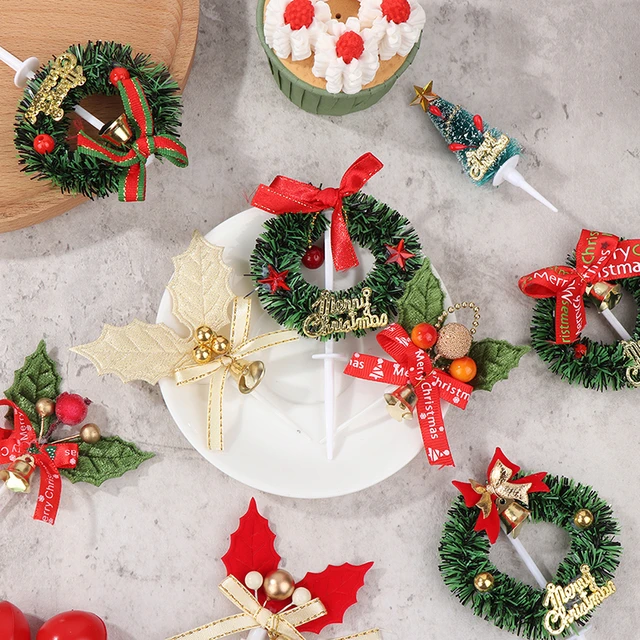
left=573, top=508, right=595, bottom=530
left=474, top=572, right=495, bottom=592
left=436, top=323, right=473, bottom=360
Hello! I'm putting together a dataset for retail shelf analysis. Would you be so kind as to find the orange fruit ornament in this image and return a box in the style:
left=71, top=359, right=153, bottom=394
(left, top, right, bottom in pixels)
left=411, top=323, right=438, bottom=350
left=449, top=356, right=477, bottom=382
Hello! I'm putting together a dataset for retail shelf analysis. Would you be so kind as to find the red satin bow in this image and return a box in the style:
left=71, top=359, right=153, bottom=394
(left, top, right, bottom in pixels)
left=251, top=153, right=384, bottom=271
left=453, top=448, right=549, bottom=544
left=519, top=229, right=640, bottom=344
left=343, top=324, right=473, bottom=467
left=0, top=399, right=77, bottom=525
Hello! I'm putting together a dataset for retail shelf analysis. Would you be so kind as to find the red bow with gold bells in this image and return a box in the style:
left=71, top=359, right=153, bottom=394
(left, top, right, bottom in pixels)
left=343, top=323, right=472, bottom=467
left=251, top=153, right=383, bottom=271
left=77, top=76, right=188, bottom=201
left=0, top=399, right=77, bottom=525
left=519, top=229, right=640, bottom=344
left=453, top=448, right=549, bottom=544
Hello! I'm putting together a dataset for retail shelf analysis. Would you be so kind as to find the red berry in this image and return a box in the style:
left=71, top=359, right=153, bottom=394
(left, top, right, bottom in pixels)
left=302, top=245, right=324, bottom=269
left=109, top=67, right=130, bottom=86
left=449, top=143, right=469, bottom=152
left=37, top=610, right=107, bottom=640
left=336, top=31, right=365, bottom=64
left=33, top=134, right=55, bottom=154
left=283, top=0, right=315, bottom=30
left=450, top=357, right=477, bottom=383
left=573, top=343, right=588, bottom=359
left=473, top=114, right=484, bottom=131
left=55, top=392, right=88, bottom=426
left=380, top=0, right=411, bottom=23
left=411, top=323, right=438, bottom=350
left=429, top=105, right=443, bottom=117
left=0, top=601, right=30, bottom=640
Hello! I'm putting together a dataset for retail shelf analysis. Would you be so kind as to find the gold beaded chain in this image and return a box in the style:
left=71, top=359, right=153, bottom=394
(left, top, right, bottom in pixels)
left=435, top=302, right=481, bottom=335
left=444, top=104, right=462, bottom=137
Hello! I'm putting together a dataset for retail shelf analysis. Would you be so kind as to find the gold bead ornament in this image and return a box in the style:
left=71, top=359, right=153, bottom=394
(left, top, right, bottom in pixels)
left=434, top=303, right=481, bottom=360
left=196, top=325, right=215, bottom=343
left=573, top=508, right=595, bottom=530
left=263, top=569, right=296, bottom=600
left=211, top=335, right=230, bottom=356
left=474, top=571, right=495, bottom=592
left=35, top=397, right=56, bottom=418
left=80, top=423, right=101, bottom=444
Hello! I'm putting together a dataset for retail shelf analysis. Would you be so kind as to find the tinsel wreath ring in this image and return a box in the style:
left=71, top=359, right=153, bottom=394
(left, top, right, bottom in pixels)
left=14, top=41, right=184, bottom=199
left=531, top=273, right=640, bottom=391
left=250, top=192, right=423, bottom=340
left=439, top=473, right=621, bottom=640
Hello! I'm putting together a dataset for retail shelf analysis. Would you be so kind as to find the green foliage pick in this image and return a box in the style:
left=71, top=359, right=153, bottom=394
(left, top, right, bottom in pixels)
left=469, top=339, right=530, bottom=392
left=5, top=340, right=61, bottom=430
left=61, top=436, right=154, bottom=487
left=397, top=258, right=445, bottom=332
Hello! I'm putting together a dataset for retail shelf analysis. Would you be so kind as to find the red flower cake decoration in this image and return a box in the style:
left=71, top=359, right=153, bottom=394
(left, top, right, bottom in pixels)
left=168, top=499, right=379, bottom=640
left=519, top=229, right=640, bottom=344
left=452, top=448, right=549, bottom=544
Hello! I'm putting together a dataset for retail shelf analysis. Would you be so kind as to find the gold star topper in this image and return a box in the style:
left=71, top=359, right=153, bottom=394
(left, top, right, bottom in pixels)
left=72, top=232, right=299, bottom=451
left=410, top=81, right=439, bottom=111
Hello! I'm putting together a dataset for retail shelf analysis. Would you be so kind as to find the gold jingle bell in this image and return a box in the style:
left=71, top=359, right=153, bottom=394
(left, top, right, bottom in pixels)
left=435, top=323, right=473, bottom=360
left=230, top=359, right=265, bottom=394
left=1, top=454, right=36, bottom=493
left=573, top=508, right=595, bottom=530
left=474, top=571, right=495, bottom=592
left=99, top=113, right=133, bottom=148
left=496, top=497, right=530, bottom=538
left=384, top=384, right=417, bottom=422
left=263, top=569, right=296, bottom=601
left=586, top=282, right=623, bottom=312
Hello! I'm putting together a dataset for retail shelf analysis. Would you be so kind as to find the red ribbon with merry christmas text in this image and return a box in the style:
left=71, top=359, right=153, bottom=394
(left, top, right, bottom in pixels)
left=519, top=229, right=640, bottom=344
left=77, top=77, right=188, bottom=202
left=251, top=153, right=384, bottom=271
left=343, top=324, right=472, bottom=467
left=0, top=399, right=77, bottom=525
left=453, top=448, right=549, bottom=544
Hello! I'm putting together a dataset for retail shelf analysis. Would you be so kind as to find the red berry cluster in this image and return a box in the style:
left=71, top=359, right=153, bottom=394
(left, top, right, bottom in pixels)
left=336, top=31, right=365, bottom=64
left=380, top=0, right=411, bottom=24
left=283, top=0, right=315, bottom=30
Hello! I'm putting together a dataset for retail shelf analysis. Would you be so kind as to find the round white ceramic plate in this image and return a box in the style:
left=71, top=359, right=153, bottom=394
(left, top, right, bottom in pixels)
left=157, top=208, right=454, bottom=498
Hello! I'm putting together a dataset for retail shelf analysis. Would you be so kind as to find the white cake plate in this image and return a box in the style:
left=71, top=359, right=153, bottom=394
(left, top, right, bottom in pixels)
left=156, top=208, right=454, bottom=498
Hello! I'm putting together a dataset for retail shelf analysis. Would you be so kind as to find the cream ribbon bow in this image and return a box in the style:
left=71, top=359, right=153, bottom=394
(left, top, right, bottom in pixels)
left=167, top=575, right=327, bottom=640
left=469, top=459, right=533, bottom=519
left=174, top=297, right=299, bottom=450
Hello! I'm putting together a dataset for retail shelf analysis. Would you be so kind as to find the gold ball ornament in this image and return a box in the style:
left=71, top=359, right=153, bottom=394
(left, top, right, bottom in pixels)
left=573, top=508, right=595, bottom=530
left=193, top=345, right=213, bottom=364
left=35, top=398, right=56, bottom=418
left=474, top=571, right=495, bottom=592
left=211, top=335, right=230, bottom=356
left=263, top=570, right=296, bottom=600
left=0, top=469, right=8, bottom=482
left=436, top=323, right=473, bottom=360
left=196, top=325, right=215, bottom=343
left=80, top=423, right=101, bottom=444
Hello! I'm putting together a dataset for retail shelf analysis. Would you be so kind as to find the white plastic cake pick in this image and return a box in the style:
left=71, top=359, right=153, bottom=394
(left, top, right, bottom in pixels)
left=493, top=156, right=558, bottom=213
left=0, top=44, right=105, bottom=130
left=0, top=482, right=12, bottom=518
left=600, top=307, right=632, bottom=341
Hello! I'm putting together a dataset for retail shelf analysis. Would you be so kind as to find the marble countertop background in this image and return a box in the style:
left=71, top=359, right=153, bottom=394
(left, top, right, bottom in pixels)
left=1, top=1, right=639, bottom=638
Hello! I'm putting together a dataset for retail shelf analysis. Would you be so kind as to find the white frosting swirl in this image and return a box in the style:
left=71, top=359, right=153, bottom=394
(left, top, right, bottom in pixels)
left=312, top=18, right=380, bottom=94
left=358, top=0, right=426, bottom=60
left=264, top=0, right=331, bottom=61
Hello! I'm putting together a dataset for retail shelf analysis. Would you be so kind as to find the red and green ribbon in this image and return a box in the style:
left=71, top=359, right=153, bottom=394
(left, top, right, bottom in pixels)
left=76, top=77, right=188, bottom=201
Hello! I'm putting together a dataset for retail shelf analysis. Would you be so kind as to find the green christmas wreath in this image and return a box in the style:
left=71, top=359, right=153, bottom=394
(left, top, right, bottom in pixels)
left=439, top=471, right=621, bottom=639
left=530, top=272, right=640, bottom=392
left=250, top=192, right=423, bottom=341
left=14, top=41, right=186, bottom=200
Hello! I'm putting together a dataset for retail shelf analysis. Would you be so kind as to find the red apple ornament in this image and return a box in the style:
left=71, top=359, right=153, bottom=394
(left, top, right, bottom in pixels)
left=0, top=601, right=31, bottom=640
left=37, top=611, right=107, bottom=640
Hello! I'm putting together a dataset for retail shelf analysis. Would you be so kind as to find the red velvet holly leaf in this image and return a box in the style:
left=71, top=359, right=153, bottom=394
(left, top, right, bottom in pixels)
left=221, top=498, right=281, bottom=584
left=297, top=562, right=374, bottom=634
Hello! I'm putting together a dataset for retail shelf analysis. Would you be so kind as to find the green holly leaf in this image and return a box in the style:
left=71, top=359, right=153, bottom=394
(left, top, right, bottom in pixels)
left=469, top=339, right=530, bottom=391
left=60, top=436, right=154, bottom=487
left=397, top=258, right=445, bottom=332
left=5, top=340, right=61, bottom=432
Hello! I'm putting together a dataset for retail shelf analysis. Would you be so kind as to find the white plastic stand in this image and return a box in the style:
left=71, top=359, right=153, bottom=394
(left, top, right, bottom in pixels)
left=493, top=156, right=558, bottom=212
left=247, top=629, right=267, bottom=640
left=601, top=308, right=632, bottom=341
left=505, top=534, right=588, bottom=639
left=0, top=482, right=11, bottom=518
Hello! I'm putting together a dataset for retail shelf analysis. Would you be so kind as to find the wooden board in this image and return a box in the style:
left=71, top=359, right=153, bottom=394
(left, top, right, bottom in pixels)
left=0, top=0, right=199, bottom=233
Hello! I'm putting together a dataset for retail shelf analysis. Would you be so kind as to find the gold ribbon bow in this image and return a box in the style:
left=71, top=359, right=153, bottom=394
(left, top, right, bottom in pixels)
left=470, top=459, right=533, bottom=519
left=174, top=296, right=299, bottom=450
left=167, top=575, right=327, bottom=640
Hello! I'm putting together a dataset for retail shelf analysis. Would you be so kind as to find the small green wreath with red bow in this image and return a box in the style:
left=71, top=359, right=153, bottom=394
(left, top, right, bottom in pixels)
left=14, top=41, right=188, bottom=201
